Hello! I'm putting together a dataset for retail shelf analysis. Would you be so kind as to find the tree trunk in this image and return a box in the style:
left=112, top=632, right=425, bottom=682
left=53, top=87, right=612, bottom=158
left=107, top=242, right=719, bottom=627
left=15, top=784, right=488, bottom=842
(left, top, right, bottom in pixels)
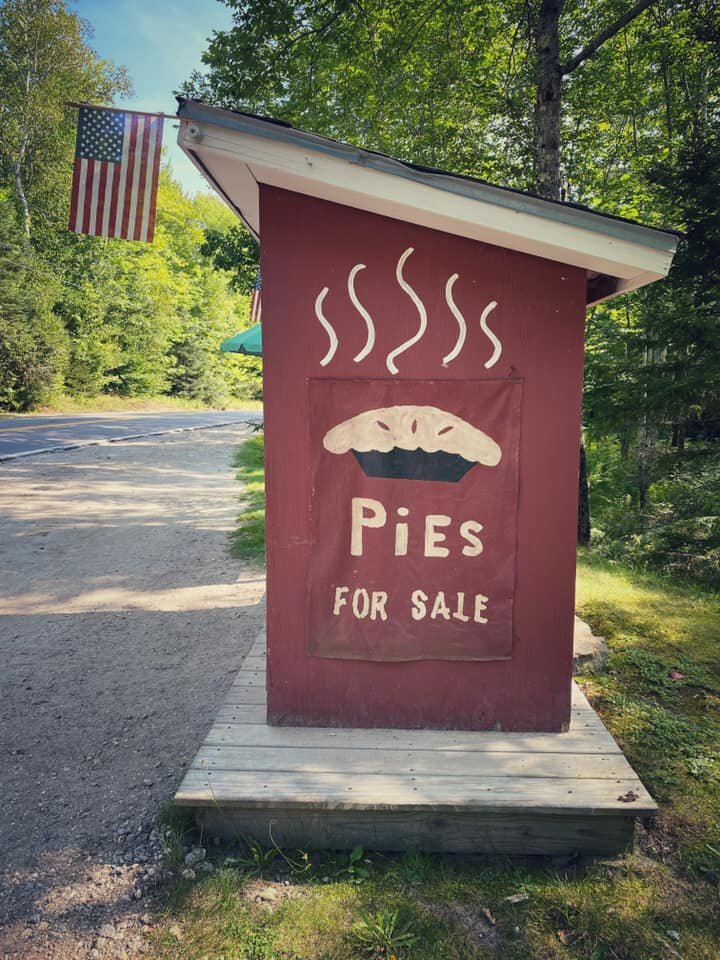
left=532, top=0, right=592, bottom=544
left=532, top=1, right=658, bottom=545
left=534, top=0, right=564, bottom=201
left=620, top=430, right=631, bottom=460
left=14, top=132, right=32, bottom=238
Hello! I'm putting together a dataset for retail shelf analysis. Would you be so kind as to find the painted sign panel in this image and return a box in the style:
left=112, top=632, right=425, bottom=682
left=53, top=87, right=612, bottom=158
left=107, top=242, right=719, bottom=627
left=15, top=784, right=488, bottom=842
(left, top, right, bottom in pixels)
left=307, top=378, right=522, bottom=661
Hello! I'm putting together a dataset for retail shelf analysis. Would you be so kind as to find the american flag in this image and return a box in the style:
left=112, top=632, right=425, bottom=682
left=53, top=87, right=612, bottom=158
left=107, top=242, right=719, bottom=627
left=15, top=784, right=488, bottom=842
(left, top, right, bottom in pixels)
left=250, top=271, right=262, bottom=324
left=69, top=106, right=163, bottom=243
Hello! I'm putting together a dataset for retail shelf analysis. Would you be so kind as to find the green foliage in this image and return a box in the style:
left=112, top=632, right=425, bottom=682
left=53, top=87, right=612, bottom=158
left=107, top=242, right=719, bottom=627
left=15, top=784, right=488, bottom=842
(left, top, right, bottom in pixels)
left=0, top=156, right=262, bottom=409
left=352, top=908, right=419, bottom=958
left=223, top=836, right=280, bottom=879
left=588, top=438, right=720, bottom=587
left=576, top=555, right=720, bottom=884
left=335, top=846, right=372, bottom=883
left=201, top=224, right=260, bottom=294
left=183, top=0, right=536, bottom=187
left=0, top=196, right=67, bottom=408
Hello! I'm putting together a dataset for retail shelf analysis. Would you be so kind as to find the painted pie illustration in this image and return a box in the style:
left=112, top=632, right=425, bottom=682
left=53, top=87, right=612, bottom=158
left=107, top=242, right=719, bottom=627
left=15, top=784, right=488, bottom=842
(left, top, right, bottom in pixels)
left=322, top=405, right=501, bottom=482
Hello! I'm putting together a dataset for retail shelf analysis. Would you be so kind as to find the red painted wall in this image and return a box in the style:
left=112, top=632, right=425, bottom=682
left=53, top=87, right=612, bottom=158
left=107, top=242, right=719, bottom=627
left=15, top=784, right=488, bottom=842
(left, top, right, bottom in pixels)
left=261, top=185, right=587, bottom=731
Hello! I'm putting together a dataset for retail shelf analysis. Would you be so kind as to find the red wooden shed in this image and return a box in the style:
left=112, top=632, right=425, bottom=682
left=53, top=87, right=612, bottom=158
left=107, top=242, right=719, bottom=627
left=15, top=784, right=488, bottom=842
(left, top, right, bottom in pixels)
left=176, top=99, right=676, bottom=735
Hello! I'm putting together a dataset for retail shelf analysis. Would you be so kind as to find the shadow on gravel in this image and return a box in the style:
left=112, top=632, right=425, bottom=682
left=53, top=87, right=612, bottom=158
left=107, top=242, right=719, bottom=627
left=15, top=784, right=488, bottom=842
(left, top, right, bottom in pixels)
left=0, top=427, right=265, bottom=958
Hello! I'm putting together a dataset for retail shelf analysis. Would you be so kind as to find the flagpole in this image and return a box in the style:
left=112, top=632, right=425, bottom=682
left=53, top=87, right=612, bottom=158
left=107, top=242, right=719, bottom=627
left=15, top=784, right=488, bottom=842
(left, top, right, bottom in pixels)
left=64, top=100, right=176, bottom=121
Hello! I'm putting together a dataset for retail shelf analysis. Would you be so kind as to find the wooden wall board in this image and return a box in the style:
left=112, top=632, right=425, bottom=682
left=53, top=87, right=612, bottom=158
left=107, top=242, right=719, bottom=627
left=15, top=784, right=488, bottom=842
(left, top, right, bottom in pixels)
left=197, top=807, right=635, bottom=857
left=210, top=710, right=614, bottom=743
left=190, top=745, right=631, bottom=780
left=207, top=718, right=623, bottom=755
left=178, top=769, right=651, bottom=814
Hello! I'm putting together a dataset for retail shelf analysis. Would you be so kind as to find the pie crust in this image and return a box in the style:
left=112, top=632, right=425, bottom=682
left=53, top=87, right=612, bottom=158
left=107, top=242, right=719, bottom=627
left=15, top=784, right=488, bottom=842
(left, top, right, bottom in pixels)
left=323, top=405, right=501, bottom=482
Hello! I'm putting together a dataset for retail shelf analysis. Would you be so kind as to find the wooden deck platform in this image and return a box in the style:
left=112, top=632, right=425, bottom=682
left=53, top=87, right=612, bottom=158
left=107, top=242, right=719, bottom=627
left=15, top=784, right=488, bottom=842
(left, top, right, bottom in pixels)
left=175, top=636, right=656, bottom=855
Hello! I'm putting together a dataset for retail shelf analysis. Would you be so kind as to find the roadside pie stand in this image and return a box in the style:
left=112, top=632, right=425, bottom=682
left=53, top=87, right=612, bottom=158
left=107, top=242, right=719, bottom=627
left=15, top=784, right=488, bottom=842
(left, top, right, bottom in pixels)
left=174, top=99, right=677, bottom=853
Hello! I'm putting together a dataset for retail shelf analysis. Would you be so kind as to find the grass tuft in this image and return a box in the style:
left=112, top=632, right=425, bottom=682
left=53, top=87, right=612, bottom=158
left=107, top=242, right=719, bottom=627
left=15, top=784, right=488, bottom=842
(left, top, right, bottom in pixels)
left=230, top=434, right=266, bottom=563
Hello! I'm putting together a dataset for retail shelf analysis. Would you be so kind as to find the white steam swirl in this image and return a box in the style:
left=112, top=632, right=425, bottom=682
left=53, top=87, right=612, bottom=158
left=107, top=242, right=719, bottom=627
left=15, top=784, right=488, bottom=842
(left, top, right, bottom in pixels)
left=348, top=264, right=375, bottom=363
left=441, top=273, right=466, bottom=366
left=315, top=287, right=338, bottom=366
left=480, top=300, right=502, bottom=368
left=386, top=247, right=427, bottom=375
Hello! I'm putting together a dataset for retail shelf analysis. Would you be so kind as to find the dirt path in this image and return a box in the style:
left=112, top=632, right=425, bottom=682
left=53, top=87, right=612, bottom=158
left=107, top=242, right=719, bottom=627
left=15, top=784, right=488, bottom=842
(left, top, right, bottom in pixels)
left=0, top=425, right=265, bottom=959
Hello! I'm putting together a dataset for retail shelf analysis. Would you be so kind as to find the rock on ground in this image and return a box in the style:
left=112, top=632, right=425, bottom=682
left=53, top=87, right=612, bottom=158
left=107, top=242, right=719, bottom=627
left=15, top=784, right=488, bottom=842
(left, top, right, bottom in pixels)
left=573, top=616, right=609, bottom=673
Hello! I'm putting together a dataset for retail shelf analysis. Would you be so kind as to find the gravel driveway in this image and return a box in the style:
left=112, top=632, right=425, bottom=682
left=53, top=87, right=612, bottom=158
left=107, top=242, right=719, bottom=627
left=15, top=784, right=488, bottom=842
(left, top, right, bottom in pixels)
left=0, top=425, right=265, bottom=959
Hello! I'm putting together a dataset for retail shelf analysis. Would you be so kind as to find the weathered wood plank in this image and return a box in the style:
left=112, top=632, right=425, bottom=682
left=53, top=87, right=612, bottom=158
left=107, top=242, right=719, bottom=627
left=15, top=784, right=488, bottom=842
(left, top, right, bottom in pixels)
left=241, top=656, right=266, bottom=673
left=222, top=694, right=608, bottom=735
left=232, top=674, right=265, bottom=688
left=225, top=687, right=266, bottom=705
left=176, top=769, right=655, bottom=814
left=222, top=689, right=608, bottom=734
left=190, top=744, right=631, bottom=779
left=204, top=718, right=622, bottom=754
left=214, top=704, right=267, bottom=724
left=197, top=806, right=635, bottom=856
left=224, top=695, right=603, bottom=729
left=221, top=684, right=610, bottom=736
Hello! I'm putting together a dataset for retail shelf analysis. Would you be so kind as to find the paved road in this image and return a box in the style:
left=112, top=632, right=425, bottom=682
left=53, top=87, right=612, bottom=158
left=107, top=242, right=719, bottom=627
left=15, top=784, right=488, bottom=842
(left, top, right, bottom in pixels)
left=0, top=409, right=262, bottom=460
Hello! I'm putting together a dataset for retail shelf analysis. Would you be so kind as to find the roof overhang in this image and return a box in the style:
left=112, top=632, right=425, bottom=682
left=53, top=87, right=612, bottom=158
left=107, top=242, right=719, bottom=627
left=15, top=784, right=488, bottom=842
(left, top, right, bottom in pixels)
left=177, top=99, right=677, bottom=308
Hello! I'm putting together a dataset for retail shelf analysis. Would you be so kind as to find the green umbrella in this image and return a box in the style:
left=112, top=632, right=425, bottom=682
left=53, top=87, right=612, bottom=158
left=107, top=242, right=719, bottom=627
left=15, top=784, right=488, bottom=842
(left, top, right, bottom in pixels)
left=221, top=324, right=262, bottom=356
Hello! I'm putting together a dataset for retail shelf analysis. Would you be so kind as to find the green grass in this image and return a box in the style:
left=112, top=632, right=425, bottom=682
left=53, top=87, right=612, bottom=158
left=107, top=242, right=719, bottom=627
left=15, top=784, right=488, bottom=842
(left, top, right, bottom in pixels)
left=575, top=551, right=720, bottom=883
left=151, top=833, right=720, bottom=959
left=230, top=434, right=266, bottom=564
left=174, top=469, right=720, bottom=959
left=17, top=394, right=264, bottom=414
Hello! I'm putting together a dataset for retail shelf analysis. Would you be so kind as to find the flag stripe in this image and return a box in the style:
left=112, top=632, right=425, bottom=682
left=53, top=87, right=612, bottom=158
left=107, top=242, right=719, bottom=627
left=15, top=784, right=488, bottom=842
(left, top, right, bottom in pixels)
left=108, top=145, right=122, bottom=238
left=88, top=161, right=101, bottom=235
left=250, top=289, right=261, bottom=324
left=128, top=115, right=144, bottom=240
left=101, top=164, right=114, bottom=237
left=120, top=114, right=139, bottom=240
left=115, top=114, right=133, bottom=239
left=96, top=162, right=108, bottom=235
left=82, top=159, right=95, bottom=236
left=75, top=159, right=88, bottom=233
left=144, top=118, right=163, bottom=243
left=140, top=118, right=160, bottom=242
left=133, top=117, right=151, bottom=241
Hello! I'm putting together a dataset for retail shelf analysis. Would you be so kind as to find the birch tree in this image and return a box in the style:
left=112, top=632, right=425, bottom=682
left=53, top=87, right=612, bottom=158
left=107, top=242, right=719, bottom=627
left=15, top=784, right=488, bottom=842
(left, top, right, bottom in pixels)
left=0, top=0, right=129, bottom=240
